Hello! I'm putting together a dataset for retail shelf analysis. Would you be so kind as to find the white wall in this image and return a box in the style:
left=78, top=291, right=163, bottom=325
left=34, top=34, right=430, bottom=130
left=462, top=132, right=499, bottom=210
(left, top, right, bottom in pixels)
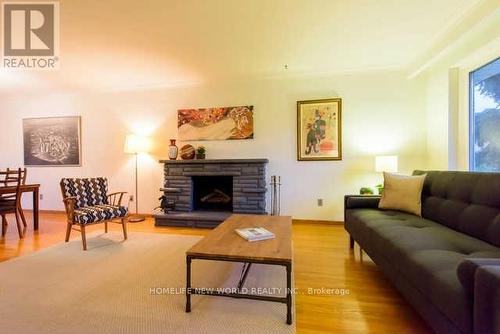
left=0, top=70, right=427, bottom=221
left=421, top=6, right=500, bottom=169
left=424, top=71, right=450, bottom=169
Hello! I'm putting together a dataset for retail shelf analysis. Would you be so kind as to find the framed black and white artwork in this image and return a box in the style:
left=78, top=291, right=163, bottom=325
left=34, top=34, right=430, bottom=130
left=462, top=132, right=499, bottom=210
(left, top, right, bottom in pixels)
left=23, top=116, right=81, bottom=166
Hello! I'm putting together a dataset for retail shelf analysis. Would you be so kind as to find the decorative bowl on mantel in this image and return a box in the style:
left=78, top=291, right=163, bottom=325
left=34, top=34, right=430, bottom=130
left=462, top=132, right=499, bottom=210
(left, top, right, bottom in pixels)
left=180, top=145, right=195, bottom=160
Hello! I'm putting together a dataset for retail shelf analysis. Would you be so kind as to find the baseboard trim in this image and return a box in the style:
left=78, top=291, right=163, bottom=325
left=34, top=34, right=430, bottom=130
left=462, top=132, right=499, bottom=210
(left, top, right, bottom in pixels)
left=24, top=210, right=154, bottom=218
left=24, top=209, right=65, bottom=214
left=23, top=210, right=341, bottom=224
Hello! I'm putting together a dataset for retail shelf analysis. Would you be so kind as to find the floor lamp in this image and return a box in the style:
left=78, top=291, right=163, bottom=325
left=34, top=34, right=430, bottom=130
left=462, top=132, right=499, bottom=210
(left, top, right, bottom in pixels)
left=124, top=134, right=151, bottom=223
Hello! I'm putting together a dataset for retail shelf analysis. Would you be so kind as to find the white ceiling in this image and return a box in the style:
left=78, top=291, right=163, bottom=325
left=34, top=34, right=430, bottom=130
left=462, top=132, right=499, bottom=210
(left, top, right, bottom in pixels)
left=0, top=0, right=484, bottom=92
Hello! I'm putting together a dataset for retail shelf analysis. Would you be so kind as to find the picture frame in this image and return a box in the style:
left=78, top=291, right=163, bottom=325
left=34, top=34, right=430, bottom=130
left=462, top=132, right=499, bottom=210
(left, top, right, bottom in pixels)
left=297, top=98, right=342, bottom=161
left=178, top=105, right=254, bottom=141
left=23, top=116, right=82, bottom=167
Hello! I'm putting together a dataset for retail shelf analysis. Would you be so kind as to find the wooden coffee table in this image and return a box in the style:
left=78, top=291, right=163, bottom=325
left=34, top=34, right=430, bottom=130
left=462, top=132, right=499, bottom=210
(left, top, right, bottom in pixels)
left=185, top=214, right=293, bottom=324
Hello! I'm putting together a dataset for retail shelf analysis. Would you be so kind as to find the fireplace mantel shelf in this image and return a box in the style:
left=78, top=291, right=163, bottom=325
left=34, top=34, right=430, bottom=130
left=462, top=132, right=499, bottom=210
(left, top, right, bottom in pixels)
left=159, top=159, right=269, bottom=164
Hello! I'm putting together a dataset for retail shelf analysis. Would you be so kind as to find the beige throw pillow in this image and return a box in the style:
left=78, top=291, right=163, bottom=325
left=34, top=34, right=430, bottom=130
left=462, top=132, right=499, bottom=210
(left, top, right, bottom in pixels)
left=378, top=172, right=426, bottom=216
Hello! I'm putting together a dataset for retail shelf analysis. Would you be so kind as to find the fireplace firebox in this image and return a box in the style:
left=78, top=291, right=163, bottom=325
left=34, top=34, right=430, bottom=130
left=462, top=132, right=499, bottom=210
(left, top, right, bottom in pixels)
left=192, top=176, right=233, bottom=211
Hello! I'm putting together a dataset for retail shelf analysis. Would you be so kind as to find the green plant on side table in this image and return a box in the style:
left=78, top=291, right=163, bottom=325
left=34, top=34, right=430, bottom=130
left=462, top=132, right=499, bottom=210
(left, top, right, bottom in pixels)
left=359, top=187, right=374, bottom=195
left=359, top=184, right=384, bottom=195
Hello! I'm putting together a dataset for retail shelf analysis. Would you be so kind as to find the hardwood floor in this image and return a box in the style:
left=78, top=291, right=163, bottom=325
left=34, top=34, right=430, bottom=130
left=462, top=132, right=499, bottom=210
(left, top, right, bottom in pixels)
left=0, top=212, right=431, bottom=334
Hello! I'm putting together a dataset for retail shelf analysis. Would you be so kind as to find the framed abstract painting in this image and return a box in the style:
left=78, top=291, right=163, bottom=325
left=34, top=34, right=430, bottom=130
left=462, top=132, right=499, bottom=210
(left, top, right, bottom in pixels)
left=297, top=98, right=342, bottom=161
left=178, top=105, right=254, bottom=141
left=23, top=116, right=82, bottom=166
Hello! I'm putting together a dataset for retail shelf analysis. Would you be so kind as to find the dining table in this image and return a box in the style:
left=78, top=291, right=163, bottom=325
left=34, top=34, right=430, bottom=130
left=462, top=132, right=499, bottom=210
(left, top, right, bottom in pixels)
left=0, top=184, right=41, bottom=230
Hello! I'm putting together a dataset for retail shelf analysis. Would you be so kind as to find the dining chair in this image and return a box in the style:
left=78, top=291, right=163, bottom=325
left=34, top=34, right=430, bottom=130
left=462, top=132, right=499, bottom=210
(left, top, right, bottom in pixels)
left=1, top=168, right=27, bottom=185
left=0, top=168, right=27, bottom=227
left=0, top=168, right=24, bottom=238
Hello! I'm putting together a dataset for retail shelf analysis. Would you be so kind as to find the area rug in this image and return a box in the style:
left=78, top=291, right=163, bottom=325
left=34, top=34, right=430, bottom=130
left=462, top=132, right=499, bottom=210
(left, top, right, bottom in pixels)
left=0, top=232, right=295, bottom=334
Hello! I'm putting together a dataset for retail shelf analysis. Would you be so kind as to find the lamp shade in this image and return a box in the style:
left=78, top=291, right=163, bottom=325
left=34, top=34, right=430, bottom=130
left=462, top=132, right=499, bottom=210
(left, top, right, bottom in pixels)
left=375, top=155, right=398, bottom=173
left=124, top=134, right=151, bottom=154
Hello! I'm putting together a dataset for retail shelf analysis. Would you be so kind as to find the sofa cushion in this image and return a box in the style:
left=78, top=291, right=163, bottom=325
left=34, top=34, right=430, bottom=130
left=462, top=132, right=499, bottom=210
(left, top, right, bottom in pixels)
left=413, top=171, right=500, bottom=247
left=345, top=209, right=432, bottom=244
left=61, top=178, right=109, bottom=209
left=457, top=258, right=500, bottom=298
left=345, top=208, right=500, bottom=334
left=74, top=205, right=128, bottom=225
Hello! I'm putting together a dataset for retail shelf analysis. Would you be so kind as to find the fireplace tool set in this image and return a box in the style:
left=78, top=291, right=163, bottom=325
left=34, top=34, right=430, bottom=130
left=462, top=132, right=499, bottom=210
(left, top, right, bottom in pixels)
left=270, top=175, right=281, bottom=216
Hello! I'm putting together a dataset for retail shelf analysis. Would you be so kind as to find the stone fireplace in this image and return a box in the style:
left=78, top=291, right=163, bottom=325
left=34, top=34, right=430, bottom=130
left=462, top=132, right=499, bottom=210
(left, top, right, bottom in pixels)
left=155, top=159, right=268, bottom=228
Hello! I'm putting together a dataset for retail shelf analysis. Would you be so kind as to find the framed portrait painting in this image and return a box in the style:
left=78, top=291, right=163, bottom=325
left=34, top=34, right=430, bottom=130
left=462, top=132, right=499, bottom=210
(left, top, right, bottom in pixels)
left=23, top=116, right=82, bottom=166
left=297, top=98, right=342, bottom=161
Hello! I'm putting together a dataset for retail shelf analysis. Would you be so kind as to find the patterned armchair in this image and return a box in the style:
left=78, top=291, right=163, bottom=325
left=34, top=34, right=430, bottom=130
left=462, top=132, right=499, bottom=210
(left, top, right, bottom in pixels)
left=60, top=178, right=128, bottom=250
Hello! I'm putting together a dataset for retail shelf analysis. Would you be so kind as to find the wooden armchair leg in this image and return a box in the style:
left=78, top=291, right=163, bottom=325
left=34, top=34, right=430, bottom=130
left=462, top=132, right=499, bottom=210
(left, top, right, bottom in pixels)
left=15, top=211, right=24, bottom=239
left=105, top=221, right=108, bottom=233
left=122, top=218, right=128, bottom=240
left=81, top=225, right=87, bottom=251
left=65, top=222, right=72, bottom=242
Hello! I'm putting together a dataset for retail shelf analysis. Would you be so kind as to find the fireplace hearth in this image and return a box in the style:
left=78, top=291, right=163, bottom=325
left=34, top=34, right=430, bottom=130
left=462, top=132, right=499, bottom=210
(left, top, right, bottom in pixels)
left=155, top=159, right=268, bottom=228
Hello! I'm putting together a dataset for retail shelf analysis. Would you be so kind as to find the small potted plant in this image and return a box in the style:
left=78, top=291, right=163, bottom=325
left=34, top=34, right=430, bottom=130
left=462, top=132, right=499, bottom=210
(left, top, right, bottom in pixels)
left=196, top=146, right=206, bottom=159
left=360, top=187, right=374, bottom=195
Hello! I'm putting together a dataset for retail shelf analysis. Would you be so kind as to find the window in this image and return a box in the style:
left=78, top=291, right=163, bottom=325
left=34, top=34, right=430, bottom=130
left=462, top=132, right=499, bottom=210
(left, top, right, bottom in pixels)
left=469, top=58, right=500, bottom=172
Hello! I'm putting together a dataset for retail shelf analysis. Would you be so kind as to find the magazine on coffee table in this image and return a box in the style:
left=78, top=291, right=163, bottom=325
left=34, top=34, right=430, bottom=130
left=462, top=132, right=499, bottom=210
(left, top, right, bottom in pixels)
left=235, top=227, right=275, bottom=242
